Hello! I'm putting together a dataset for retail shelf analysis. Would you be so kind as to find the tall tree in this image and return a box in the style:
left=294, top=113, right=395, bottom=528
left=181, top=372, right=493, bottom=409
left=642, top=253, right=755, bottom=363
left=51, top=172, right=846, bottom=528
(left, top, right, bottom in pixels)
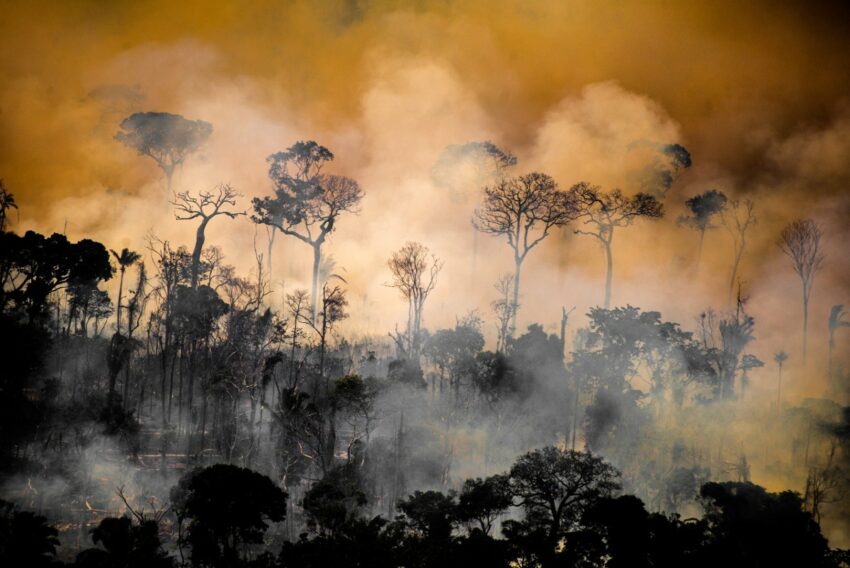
left=828, top=305, right=850, bottom=396
left=774, top=350, right=789, bottom=408
left=473, top=172, right=575, bottom=330
left=569, top=183, right=663, bottom=308
left=252, top=141, right=363, bottom=322
left=172, top=184, right=244, bottom=290
left=778, top=219, right=826, bottom=364
left=0, top=179, right=17, bottom=232
left=115, top=112, right=212, bottom=192
left=679, top=189, right=727, bottom=270
left=387, top=242, right=442, bottom=358
left=110, top=248, right=141, bottom=336
left=721, top=198, right=756, bottom=300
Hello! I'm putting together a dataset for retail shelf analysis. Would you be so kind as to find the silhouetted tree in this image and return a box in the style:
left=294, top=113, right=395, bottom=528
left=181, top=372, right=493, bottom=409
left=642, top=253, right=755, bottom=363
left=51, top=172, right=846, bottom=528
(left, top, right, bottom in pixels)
left=110, top=248, right=141, bottom=336
left=700, top=481, right=835, bottom=567
left=171, top=464, right=287, bottom=568
left=75, top=515, right=173, bottom=568
left=0, top=180, right=17, bottom=232
left=116, top=112, right=212, bottom=191
left=172, top=183, right=244, bottom=289
left=508, top=446, right=620, bottom=564
left=0, top=500, right=59, bottom=568
left=456, top=474, right=512, bottom=534
left=0, top=230, right=113, bottom=322
left=570, top=183, right=663, bottom=308
left=252, top=141, right=363, bottom=322
left=473, top=172, right=575, bottom=329
left=679, top=189, right=727, bottom=270
left=397, top=490, right=458, bottom=542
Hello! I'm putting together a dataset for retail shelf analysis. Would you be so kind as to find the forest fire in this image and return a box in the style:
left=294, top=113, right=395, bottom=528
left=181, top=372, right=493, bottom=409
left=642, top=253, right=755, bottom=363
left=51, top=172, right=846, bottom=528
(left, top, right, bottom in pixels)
left=2, top=1, right=850, bottom=567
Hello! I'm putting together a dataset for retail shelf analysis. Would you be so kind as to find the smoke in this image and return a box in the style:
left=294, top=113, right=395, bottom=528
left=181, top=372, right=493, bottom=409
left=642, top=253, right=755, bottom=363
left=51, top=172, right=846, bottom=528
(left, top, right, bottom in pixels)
left=3, top=0, right=850, bottom=552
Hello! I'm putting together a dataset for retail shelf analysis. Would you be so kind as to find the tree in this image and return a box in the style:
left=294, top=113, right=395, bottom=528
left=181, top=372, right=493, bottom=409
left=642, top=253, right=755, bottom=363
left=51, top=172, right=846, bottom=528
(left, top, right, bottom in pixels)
left=636, top=143, right=692, bottom=198
left=699, top=482, right=835, bottom=567
left=252, top=141, right=363, bottom=322
left=388, top=242, right=443, bottom=358
left=721, top=198, right=756, bottom=300
left=774, top=350, right=789, bottom=408
left=508, top=447, right=620, bottom=560
left=115, top=112, right=212, bottom=191
left=473, top=172, right=575, bottom=329
left=170, top=464, right=287, bottom=568
left=75, top=515, right=173, bottom=568
left=456, top=474, right=512, bottom=535
left=679, top=189, right=727, bottom=270
left=828, top=305, right=850, bottom=396
left=778, top=219, right=825, bottom=364
left=397, top=490, right=458, bottom=542
left=0, top=179, right=17, bottom=232
left=110, top=248, right=141, bottom=335
left=0, top=500, right=59, bottom=568
left=491, top=274, right=516, bottom=354
left=569, top=184, right=663, bottom=308
left=1, top=231, right=113, bottom=322
left=172, top=184, right=244, bottom=290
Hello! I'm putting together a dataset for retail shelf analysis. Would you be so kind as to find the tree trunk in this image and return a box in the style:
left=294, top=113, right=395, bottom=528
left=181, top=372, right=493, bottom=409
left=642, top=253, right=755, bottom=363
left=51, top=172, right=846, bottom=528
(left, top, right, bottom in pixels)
left=604, top=238, right=613, bottom=309
left=728, top=246, right=744, bottom=302
left=695, top=228, right=706, bottom=272
left=116, top=267, right=125, bottom=335
left=511, top=258, right=522, bottom=333
left=802, top=292, right=809, bottom=365
left=310, top=244, right=321, bottom=324
left=190, top=219, right=208, bottom=290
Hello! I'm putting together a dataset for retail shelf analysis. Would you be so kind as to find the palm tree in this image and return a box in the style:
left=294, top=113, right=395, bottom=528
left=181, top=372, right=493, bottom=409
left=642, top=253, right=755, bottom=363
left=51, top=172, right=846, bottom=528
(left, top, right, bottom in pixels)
left=774, top=350, right=789, bottom=408
left=0, top=179, right=17, bottom=232
left=110, top=248, right=141, bottom=335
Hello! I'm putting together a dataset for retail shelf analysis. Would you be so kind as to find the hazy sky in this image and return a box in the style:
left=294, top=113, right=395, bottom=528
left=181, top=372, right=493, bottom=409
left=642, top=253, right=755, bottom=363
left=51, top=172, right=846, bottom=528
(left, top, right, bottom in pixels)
left=2, top=0, right=849, bottom=394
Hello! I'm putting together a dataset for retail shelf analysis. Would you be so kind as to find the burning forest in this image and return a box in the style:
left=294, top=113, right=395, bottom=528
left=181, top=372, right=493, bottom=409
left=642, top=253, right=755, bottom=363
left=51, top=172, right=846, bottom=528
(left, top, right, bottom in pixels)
left=2, top=1, right=850, bottom=567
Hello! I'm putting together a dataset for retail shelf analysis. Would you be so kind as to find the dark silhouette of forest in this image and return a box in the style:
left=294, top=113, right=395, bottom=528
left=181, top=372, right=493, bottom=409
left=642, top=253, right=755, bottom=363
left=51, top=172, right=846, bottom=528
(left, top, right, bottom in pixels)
left=1, top=114, right=850, bottom=567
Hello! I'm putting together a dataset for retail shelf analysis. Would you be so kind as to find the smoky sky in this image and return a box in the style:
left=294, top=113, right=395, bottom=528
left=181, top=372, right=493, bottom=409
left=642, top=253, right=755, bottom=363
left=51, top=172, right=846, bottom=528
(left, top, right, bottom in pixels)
left=2, top=0, right=850, bottom=396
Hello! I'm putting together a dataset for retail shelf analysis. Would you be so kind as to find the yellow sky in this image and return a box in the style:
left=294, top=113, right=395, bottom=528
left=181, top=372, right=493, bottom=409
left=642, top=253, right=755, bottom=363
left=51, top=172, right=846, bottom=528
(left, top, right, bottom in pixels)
left=1, top=0, right=849, bottom=395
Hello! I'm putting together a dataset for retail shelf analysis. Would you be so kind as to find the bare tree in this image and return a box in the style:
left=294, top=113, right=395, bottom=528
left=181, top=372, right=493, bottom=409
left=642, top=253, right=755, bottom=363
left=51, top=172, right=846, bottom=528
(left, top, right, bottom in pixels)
left=115, top=112, right=212, bottom=192
left=491, top=273, right=516, bottom=353
left=252, top=141, right=363, bottom=323
left=387, top=242, right=443, bottom=358
left=172, top=183, right=244, bottom=290
left=778, top=219, right=825, bottom=364
left=721, top=198, right=756, bottom=300
left=679, top=189, right=727, bottom=270
left=569, top=183, right=663, bottom=308
left=473, top=172, right=575, bottom=329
